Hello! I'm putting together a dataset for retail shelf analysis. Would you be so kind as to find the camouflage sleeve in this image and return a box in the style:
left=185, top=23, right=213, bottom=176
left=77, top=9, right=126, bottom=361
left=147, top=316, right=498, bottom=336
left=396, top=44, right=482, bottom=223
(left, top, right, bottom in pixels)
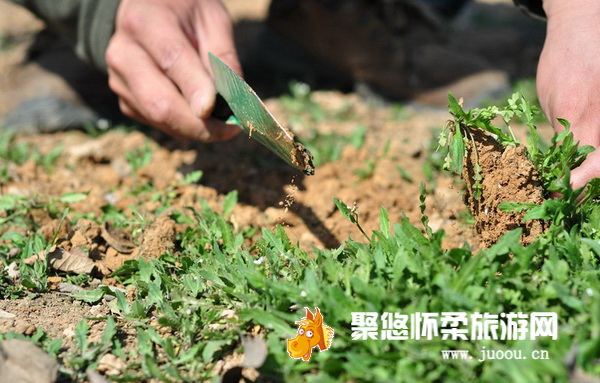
left=512, top=0, right=545, bottom=20
left=9, top=0, right=121, bottom=72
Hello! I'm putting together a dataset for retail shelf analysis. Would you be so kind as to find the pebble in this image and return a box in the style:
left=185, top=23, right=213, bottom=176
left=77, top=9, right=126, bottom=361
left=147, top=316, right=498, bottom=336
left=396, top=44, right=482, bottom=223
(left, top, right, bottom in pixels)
left=0, top=309, right=16, bottom=319
left=12, top=320, right=35, bottom=335
left=0, top=339, right=58, bottom=383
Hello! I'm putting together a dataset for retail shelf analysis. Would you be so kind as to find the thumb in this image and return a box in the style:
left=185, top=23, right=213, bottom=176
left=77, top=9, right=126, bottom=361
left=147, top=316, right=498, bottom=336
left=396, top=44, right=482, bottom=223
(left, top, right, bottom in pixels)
left=571, top=149, right=600, bottom=191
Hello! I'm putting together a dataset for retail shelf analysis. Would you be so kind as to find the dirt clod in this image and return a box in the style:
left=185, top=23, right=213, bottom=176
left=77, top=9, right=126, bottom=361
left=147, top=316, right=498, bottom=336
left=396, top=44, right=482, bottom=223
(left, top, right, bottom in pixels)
left=137, top=215, right=176, bottom=259
left=461, top=126, right=548, bottom=246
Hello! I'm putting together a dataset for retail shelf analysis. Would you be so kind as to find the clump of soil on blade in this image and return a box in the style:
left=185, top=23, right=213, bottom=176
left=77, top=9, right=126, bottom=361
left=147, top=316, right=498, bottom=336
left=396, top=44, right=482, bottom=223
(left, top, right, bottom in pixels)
left=461, top=126, right=548, bottom=246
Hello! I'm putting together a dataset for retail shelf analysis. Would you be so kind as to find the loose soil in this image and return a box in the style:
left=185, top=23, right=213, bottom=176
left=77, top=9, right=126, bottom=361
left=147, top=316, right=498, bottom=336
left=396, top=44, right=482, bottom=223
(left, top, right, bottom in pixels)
left=461, top=126, right=548, bottom=246
left=0, top=0, right=552, bottom=380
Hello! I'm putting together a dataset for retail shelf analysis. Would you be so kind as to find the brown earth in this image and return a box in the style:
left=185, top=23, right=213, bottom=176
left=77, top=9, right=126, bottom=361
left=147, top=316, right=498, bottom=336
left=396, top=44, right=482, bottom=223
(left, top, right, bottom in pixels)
left=460, top=126, right=548, bottom=246
left=0, top=0, right=554, bottom=379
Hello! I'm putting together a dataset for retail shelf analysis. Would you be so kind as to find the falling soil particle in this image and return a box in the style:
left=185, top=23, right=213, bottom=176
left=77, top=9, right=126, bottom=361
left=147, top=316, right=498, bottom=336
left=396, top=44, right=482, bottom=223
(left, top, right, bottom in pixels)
left=461, top=126, right=548, bottom=246
left=274, top=176, right=299, bottom=228
left=279, top=176, right=298, bottom=213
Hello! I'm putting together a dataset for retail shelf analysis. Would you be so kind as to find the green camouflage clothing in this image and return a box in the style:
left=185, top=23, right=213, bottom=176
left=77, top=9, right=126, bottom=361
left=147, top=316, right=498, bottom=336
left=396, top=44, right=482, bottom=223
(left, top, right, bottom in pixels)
left=10, top=0, right=120, bottom=72
left=10, top=0, right=544, bottom=74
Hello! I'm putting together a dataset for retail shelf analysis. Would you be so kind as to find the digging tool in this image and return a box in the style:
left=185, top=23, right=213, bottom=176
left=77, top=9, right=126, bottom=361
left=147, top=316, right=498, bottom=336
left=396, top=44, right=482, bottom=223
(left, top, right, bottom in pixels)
left=209, top=53, right=315, bottom=175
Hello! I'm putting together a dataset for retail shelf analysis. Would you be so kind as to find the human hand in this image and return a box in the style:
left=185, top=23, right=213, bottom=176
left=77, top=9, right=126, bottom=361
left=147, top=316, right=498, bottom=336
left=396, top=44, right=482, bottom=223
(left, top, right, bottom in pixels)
left=106, top=0, right=241, bottom=141
left=536, top=0, right=600, bottom=191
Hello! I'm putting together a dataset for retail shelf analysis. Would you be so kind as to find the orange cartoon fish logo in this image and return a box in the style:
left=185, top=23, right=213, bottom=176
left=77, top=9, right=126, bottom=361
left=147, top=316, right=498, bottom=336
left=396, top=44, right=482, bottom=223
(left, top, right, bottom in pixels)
left=287, top=307, right=334, bottom=361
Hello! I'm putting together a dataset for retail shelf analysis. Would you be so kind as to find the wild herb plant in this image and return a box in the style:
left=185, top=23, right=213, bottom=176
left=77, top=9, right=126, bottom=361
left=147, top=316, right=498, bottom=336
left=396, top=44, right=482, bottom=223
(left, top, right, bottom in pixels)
left=441, top=93, right=596, bottom=199
left=0, top=131, right=63, bottom=181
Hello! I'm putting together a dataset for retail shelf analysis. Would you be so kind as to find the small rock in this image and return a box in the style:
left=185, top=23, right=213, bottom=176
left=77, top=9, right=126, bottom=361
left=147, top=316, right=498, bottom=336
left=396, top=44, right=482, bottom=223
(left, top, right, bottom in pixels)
left=0, top=309, right=16, bottom=319
left=63, top=327, right=75, bottom=338
left=6, top=262, right=20, bottom=279
left=88, top=304, right=108, bottom=317
left=58, top=282, right=84, bottom=293
left=97, top=354, right=126, bottom=376
left=24, top=324, right=37, bottom=336
left=238, top=330, right=268, bottom=369
left=102, top=294, right=116, bottom=302
left=7, top=248, right=20, bottom=259
left=0, top=339, right=58, bottom=383
left=12, top=320, right=32, bottom=335
left=87, top=369, right=110, bottom=383
left=69, top=231, right=89, bottom=248
left=47, top=276, right=63, bottom=289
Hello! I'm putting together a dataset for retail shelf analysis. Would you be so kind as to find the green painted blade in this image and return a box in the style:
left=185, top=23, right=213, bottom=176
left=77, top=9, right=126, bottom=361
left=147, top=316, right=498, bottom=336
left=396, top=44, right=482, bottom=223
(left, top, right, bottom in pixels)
left=209, top=53, right=315, bottom=175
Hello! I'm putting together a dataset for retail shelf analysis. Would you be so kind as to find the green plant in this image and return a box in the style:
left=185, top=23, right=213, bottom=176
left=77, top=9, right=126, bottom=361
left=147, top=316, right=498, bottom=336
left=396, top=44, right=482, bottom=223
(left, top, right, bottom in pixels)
left=279, top=81, right=326, bottom=124
left=279, top=81, right=357, bottom=127
left=354, top=139, right=390, bottom=181
left=0, top=132, right=63, bottom=181
left=334, top=198, right=369, bottom=240
left=64, top=317, right=124, bottom=381
left=126, top=141, right=153, bottom=187
left=301, top=125, right=367, bottom=166
left=441, top=93, right=595, bottom=199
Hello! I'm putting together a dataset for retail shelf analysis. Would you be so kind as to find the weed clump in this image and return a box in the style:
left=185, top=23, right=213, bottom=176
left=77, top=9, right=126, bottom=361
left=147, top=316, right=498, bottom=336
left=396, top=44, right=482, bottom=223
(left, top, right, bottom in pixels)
left=441, top=93, right=595, bottom=246
left=461, top=122, right=547, bottom=246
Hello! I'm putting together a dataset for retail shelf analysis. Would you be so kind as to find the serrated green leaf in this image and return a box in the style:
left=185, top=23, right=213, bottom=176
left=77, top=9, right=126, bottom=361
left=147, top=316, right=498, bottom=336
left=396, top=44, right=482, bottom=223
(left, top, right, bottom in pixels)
left=101, top=316, right=117, bottom=345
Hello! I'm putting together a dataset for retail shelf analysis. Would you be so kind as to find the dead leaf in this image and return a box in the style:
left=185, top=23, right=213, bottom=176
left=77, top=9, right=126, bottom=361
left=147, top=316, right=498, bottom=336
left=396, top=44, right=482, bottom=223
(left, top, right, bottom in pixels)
left=22, top=253, right=44, bottom=265
left=44, top=247, right=96, bottom=274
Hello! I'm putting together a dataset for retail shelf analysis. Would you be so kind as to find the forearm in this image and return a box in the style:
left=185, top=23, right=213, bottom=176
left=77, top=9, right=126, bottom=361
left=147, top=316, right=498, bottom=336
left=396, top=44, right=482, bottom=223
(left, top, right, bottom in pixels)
left=10, top=0, right=121, bottom=72
left=543, top=0, right=600, bottom=17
